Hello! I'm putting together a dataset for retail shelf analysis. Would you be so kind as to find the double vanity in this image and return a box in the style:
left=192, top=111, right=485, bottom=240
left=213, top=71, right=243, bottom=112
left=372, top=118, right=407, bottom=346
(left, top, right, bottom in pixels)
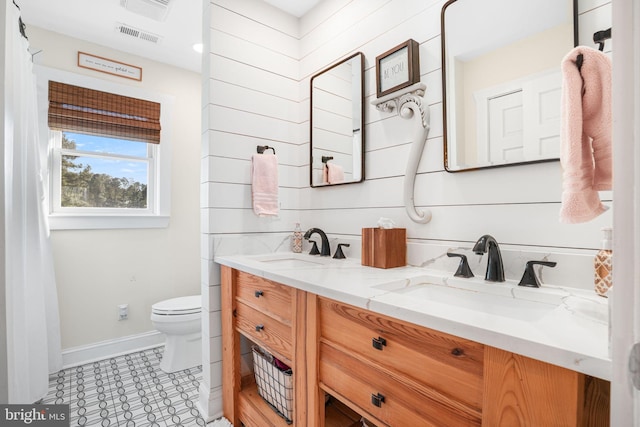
left=217, top=251, right=610, bottom=427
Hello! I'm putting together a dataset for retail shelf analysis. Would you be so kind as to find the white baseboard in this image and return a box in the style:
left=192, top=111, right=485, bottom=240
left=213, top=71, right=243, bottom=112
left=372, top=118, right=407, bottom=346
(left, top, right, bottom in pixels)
left=61, top=330, right=165, bottom=369
left=198, top=384, right=223, bottom=422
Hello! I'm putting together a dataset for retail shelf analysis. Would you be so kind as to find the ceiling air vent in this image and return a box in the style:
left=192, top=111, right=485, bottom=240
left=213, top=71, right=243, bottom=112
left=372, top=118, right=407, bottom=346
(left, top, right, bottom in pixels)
left=116, top=23, right=162, bottom=44
left=120, top=0, right=173, bottom=21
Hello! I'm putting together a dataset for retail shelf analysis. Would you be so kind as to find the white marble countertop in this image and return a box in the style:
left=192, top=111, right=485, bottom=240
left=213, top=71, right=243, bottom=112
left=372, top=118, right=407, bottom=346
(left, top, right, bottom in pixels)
left=215, top=252, right=611, bottom=381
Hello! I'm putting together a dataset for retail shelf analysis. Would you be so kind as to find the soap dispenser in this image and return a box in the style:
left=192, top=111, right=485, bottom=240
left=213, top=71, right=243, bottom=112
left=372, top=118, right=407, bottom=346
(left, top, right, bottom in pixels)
left=291, top=223, right=303, bottom=253
left=594, top=227, right=612, bottom=297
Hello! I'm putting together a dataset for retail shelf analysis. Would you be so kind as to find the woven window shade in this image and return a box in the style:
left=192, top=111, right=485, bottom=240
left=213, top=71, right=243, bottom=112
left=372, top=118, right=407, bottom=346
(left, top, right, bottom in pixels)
left=48, top=81, right=161, bottom=144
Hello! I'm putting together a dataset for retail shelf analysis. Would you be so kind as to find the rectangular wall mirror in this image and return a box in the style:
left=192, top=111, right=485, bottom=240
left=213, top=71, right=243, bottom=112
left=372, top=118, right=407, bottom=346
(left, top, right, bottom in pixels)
left=442, top=0, right=577, bottom=172
left=310, top=52, right=364, bottom=187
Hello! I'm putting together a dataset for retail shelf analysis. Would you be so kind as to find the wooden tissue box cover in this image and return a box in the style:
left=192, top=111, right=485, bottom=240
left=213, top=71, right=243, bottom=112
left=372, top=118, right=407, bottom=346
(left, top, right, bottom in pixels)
left=361, top=228, right=406, bottom=269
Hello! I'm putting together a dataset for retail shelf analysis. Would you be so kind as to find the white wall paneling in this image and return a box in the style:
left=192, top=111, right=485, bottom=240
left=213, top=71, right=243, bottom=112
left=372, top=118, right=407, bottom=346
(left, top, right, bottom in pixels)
left=213, top=0, right=299, bottom=36
left=202, top=183, right=300, bottom=211
left=208, top=29, right=298, bottom=80
left=203, top=208, right=303, bottom=235
left=299, top=0, right=391, bottom=62
left=202, top=130, right=303, bottom=166
left=203, top=156, right=301, bottom=189
left=578, top=0, right=612, bottom=14
left=209, top=56, right=299, bottom=101
left=296, top=0, right=612, bottom=253
left=207, top=106, right=299, bottom=143
left=366, top=103, right=444, bottom=151
left=201, top=1, right=303, bottom=416
left=210, top=4, right=299, bottom=57
left=209, top=80, right=301, bottom=123
left=300, top=203, right=612, bottom=249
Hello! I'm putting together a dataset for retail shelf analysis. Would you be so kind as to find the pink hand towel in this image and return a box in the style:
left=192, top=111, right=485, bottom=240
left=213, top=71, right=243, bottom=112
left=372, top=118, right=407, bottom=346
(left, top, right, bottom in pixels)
left=559, top=46, right=612, bottom=224
left=326, top=162, right=344, bottom=184
left=251, top=153, right=279, bottom=217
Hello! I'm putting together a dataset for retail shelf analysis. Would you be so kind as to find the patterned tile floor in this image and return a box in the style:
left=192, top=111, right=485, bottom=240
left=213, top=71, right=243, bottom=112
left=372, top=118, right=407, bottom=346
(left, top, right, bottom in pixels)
left=42, top=346, right=207, bottom=427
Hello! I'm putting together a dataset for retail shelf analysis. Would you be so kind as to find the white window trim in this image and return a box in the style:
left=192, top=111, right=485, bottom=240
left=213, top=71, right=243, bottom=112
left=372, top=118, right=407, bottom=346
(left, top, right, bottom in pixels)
left=35, top=66, right=173, bottom=230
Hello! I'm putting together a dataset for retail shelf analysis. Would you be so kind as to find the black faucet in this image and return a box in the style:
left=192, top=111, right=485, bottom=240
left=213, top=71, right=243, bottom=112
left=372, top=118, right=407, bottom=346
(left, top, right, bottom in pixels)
left=303, top=228, right=331, bottom=256
left=472, top=234, right=505, bottom=282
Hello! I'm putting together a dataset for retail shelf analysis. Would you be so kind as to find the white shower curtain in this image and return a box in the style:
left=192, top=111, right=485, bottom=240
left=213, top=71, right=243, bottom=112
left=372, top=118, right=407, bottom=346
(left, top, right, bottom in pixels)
left=5, top=2, right=62, bottom=403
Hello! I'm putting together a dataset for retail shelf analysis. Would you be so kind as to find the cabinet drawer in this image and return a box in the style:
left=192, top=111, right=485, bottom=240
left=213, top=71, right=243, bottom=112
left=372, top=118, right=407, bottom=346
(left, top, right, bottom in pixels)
left=318, top=297, right=484, bottom=411
left=236, top=301, right=292, bottom=362
left=236, top=271, right=293, bottom=324
left=319, top=342, right=481, bottom=427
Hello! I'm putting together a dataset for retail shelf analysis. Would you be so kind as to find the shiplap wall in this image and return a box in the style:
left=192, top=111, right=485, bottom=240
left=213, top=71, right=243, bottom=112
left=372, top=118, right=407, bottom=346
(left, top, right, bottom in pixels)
left=200, top=0, right=303, bottom=418
left=200, top=0, right=612, bottom=418
left=298, top=0, right=612, bottom=249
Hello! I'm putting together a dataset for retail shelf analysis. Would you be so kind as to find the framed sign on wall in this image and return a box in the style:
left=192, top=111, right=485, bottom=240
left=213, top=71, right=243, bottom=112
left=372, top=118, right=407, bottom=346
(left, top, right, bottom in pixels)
left=375, top=39, right=420, bottom=98
left=78, top=52, right=142, bottom=81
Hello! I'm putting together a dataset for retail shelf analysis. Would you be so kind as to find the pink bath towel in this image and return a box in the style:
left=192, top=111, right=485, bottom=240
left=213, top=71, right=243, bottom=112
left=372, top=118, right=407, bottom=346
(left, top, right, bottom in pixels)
left=251, top=153, right=279, bottom=217
left=326, top=162, right=344, bottom=184
left=559, top=46, right=612, bottom=224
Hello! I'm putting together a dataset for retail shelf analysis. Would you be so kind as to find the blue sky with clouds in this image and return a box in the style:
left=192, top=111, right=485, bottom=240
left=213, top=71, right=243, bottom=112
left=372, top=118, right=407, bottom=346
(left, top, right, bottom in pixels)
left=64, top=132, right=149, bottom=184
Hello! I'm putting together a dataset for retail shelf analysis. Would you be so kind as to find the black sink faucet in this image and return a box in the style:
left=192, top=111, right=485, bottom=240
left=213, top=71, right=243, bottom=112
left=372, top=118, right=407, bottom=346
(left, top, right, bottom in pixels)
left=303, top=228, right=331, bottom=256
left=472, top=234, right=505, bottom=282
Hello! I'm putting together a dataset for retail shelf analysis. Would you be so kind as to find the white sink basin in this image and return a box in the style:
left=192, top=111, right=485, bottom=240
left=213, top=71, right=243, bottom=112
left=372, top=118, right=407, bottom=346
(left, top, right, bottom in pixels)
left=373, top=274, right=608, bottom=325
left=388, top=283, right=557, bottom=322
left=247, top=253, right=334, bottom=268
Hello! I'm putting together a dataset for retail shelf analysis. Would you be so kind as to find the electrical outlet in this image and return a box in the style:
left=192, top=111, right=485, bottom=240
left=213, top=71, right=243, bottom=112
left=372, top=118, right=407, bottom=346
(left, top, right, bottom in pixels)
left=118, top=304, right=129, bottom=321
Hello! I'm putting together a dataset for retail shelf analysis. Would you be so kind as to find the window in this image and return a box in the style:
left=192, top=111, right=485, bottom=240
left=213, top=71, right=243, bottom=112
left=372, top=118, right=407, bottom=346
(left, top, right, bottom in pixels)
left=37, top=68, right=172, bottom=230
left=51, top=131, right=155, bottom=211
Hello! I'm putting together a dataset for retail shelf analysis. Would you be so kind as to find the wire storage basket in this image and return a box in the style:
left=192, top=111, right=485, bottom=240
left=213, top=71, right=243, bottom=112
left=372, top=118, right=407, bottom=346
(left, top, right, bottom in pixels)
left=251, top=345, right=293, bottom=424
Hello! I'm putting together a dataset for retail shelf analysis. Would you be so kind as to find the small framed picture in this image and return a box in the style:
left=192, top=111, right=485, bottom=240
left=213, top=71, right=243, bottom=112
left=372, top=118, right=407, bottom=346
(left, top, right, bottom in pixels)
left=375, top=39, right=420, bottom=98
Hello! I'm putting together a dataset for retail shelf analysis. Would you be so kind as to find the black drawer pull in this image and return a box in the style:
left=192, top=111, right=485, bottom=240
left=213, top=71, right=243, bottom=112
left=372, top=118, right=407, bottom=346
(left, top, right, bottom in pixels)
left=372, top=337, right=387, bottom=350
left=254, top=290, right=264, bottom=298
left=255, top=324, right=264, bottom=332
left=451, top=347, right=464, bottom=356
left=371, top=393, right=385, bottom=407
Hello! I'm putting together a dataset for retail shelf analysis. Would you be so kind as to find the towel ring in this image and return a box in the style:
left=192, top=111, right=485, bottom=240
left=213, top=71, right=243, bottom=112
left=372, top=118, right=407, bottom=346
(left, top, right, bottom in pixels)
left=256, top=145, right=275, bottom=154
left=322, top=156, right=334, bottom=163
left=593, top=28, right=611, bottom=52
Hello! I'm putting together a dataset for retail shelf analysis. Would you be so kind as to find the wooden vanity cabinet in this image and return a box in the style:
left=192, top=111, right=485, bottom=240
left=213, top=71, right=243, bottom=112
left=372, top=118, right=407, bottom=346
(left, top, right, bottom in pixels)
left=483, top=347, right=610, bottom=427
left=317, top=297, right=483, bottom=426
left=222, top=267, right=312, bottom=427
left=221, top=267, right=610, bottom=427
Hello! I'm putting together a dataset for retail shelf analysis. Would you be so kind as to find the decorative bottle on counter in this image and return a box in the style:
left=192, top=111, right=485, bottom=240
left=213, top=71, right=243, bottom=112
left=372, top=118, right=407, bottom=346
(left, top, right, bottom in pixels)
left=594, top=227, right=612, bottom=297
left=292, top=223, right=303, bottom=253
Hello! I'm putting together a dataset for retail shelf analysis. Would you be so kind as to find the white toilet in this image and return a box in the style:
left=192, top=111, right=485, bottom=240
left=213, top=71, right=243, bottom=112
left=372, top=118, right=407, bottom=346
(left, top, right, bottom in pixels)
left=151, top=295, right=202, bottom=373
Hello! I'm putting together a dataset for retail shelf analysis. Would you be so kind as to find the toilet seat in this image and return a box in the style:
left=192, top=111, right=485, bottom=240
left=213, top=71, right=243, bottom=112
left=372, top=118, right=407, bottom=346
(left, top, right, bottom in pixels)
left=152, top=295, right=201, bottom=316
